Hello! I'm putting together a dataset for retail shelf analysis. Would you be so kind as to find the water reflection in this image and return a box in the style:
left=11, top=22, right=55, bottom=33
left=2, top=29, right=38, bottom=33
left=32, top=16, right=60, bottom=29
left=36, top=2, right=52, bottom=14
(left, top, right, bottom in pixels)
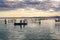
left=0, top=19, right=60, bottom=40
left=0, top=23, right=8, bottom=40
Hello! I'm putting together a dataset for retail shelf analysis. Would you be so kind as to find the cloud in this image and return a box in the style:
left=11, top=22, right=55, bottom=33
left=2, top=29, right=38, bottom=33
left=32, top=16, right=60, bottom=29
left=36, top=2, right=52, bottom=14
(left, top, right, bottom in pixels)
left=0, top=0, right=60, bottom=11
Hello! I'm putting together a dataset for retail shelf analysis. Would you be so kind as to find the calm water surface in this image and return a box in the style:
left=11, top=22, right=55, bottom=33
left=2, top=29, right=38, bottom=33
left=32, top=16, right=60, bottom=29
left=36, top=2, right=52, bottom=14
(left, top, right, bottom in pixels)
left=0, top=19, right=60, bottom=40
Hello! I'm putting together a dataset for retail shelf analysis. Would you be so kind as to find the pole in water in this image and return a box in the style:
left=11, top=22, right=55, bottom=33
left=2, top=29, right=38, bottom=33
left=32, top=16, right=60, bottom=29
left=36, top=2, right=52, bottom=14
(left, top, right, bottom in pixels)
left=23, top=20, right=25, bottom=28
left=20, top=20, right=22, bottom=29
left=5, top=19, right=7, bottom=24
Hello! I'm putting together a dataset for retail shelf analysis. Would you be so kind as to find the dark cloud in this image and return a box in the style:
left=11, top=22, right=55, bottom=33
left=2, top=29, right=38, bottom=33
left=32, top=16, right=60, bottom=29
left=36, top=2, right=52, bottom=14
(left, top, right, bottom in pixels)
left=0, top=0, right=8, bottom=7
left=0, top=0, right=60, bottom=11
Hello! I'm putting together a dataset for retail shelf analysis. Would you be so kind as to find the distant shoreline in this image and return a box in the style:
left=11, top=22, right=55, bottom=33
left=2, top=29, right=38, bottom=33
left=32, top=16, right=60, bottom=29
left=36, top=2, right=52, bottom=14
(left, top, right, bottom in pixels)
left=0, top=16, right=59, bottom=19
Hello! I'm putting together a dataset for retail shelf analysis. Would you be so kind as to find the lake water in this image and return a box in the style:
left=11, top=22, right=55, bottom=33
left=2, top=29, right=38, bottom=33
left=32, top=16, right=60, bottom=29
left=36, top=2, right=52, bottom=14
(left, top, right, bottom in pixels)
left=0, top=19, right=60, bottom=40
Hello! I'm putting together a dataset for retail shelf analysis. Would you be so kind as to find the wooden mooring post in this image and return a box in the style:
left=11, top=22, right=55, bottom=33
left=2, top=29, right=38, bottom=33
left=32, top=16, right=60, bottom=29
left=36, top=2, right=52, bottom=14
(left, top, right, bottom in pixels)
left=5, top=19, right=7, bottom=24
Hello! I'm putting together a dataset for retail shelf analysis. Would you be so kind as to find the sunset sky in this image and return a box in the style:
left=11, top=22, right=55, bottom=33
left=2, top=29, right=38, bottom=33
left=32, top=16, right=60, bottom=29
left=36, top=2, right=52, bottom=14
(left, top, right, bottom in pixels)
left=0, top=0, right=60, bottom=17
left=6, top=0, right=60, bottom=1
left=0, top=9, right=59, bottom=17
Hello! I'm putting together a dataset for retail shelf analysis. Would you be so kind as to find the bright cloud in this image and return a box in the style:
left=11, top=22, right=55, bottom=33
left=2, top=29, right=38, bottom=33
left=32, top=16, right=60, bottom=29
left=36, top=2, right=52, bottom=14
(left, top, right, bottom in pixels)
left=38, top=0, right=43, bottom=1
left=51, top=0, right=60, bottom=1
left=6, top=0, right=15, bottom=1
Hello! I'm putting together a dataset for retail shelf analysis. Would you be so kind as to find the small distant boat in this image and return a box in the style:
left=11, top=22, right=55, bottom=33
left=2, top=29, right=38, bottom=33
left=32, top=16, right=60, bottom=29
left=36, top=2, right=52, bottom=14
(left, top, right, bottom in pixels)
left=14, top=23, right=27, bottom=26
left=14, top=20, right=27, bottom=26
